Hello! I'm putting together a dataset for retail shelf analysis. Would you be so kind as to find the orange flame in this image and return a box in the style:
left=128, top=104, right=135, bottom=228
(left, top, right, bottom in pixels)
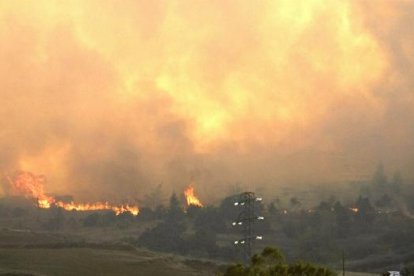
left=8, top=171, right=54, bottom=208
left=55, top=201, right=139, bottom=216
left=184, top=185, right=203, bottom=207
left=7, top=171, right=139, bottom=216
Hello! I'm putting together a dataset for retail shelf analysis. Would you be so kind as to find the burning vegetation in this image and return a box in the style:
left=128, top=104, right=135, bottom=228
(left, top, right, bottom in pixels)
left=3, top=171, right=207, bottom=216
left=0, top=165, right=412, bottom=274
left=184, top=184, right=203, bottom=208
left=6, top=171, right=139, bottom=216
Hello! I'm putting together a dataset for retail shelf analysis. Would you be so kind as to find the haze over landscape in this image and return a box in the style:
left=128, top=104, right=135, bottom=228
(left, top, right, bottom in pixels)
left=2, top=1, right=414, bottom=275
left=1, top=0, right=414, bottom=203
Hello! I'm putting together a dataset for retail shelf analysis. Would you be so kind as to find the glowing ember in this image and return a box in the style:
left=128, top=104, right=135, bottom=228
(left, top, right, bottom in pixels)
left=7, top=171, right=139, bottom=216
left=349, top=207, right=359, bottom=213
left=184, top=185, right=203, bottom=207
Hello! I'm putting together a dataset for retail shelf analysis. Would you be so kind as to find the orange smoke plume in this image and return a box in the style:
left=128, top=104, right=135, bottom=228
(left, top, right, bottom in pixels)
left=184, top=184, right=203, bottom=208
left=7, top=171, right=139, bottom=216
left=8, top=171, right=54, bottom=208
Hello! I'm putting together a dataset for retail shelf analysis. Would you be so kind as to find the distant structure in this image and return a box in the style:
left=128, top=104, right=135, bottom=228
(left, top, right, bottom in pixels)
left=232, top=192, right=264, bottom=262
left=383, top=271, right=401, bottom=276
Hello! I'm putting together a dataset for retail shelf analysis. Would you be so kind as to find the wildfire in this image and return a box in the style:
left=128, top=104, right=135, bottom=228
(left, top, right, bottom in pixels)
left=7, top=171, right=139, bottom=216
left=8, top=171, right=54, bottom=208
left=55, top=201, right=139, bottom=216
left=184, top=185, right=203, bottom=208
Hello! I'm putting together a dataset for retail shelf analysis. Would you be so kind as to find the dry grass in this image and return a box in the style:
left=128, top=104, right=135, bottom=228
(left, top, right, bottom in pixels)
left=341, top=272, right=378, bottom=276
left=0, top=247, right=219, bottom=276
left=0, top=228, right=221, bottom=276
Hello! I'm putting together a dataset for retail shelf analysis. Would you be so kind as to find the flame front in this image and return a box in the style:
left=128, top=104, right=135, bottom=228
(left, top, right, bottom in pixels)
left=7, top=171, right=139, bottom=216
left=184, top=185, right=203, bottom=208
left=55, top=201, right=139, bottom=216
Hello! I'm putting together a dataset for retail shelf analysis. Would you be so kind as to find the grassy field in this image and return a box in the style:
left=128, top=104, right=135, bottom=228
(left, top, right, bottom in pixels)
left=343, top=273, right=378, bottom=276
left=0, top=228, right=224, bottom=276
left=0, top=246, right=379, bottom=276
left=0, top=247, right=222, bottom=276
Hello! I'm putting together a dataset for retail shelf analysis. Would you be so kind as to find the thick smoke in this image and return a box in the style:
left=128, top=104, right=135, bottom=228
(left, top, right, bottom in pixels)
left=0, top=1, right=413, bottom=202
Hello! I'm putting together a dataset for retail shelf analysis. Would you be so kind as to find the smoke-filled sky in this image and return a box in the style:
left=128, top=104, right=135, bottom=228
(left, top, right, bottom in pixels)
left=0, top=0, right=413, bottom=202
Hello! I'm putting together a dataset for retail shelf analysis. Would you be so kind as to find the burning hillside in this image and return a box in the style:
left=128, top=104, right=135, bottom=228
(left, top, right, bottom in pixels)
left=5, top=171, right=139, bottom=216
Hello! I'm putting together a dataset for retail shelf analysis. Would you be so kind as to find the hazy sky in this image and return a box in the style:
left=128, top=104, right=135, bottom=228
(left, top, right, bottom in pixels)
left=0, top=0, right=413, bottom=202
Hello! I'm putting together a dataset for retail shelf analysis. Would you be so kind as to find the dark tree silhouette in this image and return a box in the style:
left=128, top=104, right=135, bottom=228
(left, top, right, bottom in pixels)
left=224, top=246, right=336, bottom=276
